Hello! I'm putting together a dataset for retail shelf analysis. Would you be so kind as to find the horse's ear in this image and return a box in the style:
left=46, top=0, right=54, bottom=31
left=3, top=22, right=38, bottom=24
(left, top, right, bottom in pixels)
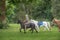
left=54, top=18, right=55, bottom=19
left=53, top=16, right=54, bottom=19
left=50, top=16, right=54, bottom=21
left=18, top=19, right=21, bottom=22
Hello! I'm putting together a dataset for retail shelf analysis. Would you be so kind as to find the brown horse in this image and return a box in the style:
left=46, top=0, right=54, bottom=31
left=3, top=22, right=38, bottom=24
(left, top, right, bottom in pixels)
left=52, top=18, right=60, bottom=32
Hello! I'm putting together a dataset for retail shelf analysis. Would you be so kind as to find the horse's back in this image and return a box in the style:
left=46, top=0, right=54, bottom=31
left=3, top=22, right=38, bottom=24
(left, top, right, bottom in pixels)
left=38, top=21, right=50, bottom=26
left=38, top=21, right=43, bottom=26
left=30, top=23, right=35, bottom=26
left=25, top=23, right=35, bottom=28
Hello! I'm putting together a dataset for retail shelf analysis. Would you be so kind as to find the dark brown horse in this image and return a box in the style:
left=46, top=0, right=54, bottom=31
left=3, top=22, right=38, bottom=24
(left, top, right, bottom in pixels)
left=52, top=18, right=60, bottom=32
left=17, top=20, right=38, bottom=33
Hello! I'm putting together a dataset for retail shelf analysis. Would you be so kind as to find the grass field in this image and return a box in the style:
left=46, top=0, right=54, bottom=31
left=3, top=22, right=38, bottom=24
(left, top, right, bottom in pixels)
left=0, top=24, right=60, bottom=40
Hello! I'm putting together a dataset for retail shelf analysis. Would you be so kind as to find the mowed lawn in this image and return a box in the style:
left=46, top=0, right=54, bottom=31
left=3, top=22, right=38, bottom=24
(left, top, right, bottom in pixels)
left=0, top=24, right=60, bottom=40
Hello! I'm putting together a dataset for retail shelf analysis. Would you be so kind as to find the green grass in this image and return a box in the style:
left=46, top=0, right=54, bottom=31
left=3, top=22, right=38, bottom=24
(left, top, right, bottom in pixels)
left=0, top=24, right=60, bottom=40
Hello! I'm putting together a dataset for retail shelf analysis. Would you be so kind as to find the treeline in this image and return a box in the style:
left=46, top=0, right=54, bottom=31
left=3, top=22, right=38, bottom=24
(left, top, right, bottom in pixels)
left=6, top=0, right=60, bottom=22
left=0, top=0, right=60, bottom=28
left=6, top=0, right=52, bottom=22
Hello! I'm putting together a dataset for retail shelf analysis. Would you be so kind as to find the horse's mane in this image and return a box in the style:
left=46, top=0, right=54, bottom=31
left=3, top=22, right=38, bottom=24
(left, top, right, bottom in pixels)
left=53, top=18, right=60, bottom=25
left=54, top=18, right=60, bottom=22
left=18, top=20, right=24, bottom=24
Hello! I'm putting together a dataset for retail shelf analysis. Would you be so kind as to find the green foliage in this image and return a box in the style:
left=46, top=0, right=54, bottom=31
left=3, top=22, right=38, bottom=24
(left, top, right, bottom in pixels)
left=29, top=0, right=52, bottom=21
left=6, top=0, right=60, bottom=23
left=0, top=18, right=9, bottom=29
left=51, top=0, right=60, bottom=19
left=6, top=0, right=16, bottom=23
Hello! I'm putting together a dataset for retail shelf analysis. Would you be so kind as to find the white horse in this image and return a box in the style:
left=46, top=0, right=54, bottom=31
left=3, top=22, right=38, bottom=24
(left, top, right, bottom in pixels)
left=30, top=19, right=51, bottom=31
left=30, top=19, right=40, bottom=32
left=38, top=21, right=51, bottom=31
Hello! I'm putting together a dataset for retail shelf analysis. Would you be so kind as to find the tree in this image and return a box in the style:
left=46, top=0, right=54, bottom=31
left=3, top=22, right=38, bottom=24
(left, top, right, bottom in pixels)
left=0, top=0, right=6, bottom=29
left=51, top=0, right=60, bottom=19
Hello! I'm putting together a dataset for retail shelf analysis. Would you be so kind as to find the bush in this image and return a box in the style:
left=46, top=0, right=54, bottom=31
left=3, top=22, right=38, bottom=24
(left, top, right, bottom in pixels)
left=0, top=18, right=9, bottom=29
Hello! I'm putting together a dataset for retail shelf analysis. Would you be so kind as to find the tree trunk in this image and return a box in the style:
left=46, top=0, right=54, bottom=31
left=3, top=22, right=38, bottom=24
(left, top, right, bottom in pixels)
left=0, top=0, right=6, bottom=29
left=0, top=0, right=5, bottom=21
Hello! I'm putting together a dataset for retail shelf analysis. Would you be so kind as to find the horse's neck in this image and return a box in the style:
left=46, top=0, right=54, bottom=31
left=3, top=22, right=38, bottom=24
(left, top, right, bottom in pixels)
left=20, top=22, right=24, bottom=26
left=54, top=19, right=60, bottom=24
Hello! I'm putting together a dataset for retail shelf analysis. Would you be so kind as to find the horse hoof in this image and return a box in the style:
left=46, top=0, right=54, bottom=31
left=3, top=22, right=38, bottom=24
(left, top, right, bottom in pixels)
left=36, top=31, right=38, bottom=33
left=31, top=32, right=33, bottom=33
left=24, top=32, right=26, bottom=33
left=20, top=31, right=21, bottom=32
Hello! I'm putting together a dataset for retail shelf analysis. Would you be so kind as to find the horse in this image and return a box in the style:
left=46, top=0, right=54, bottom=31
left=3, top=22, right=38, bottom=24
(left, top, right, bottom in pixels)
left=17, top=20, right=38, bottom=33
left=52, top=18, right=60, bottom=32
left=30, top=19, right=40, bottom=32
left=38, top=21, right=51, bottom=31
left=30, top=19, right=51, bottom=31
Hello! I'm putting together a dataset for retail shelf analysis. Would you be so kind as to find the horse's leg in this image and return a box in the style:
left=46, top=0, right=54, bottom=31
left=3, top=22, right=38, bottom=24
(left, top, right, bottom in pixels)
left=31, top=25, right=35, bottom=33
left=43, top=26, right=46, bottom=31
left=34, top=28, right=38, bottom=33
left=59, top=29, right=60, bottom=32
left=58, top=26, right=60, bottom=32
left=24, top=25, right=26, bottom=33
left=31, top=27, right=34, bottom=33
left=43, top=26, right=49, bottom=31
left=34, top=25, right=39, bottom=32
left=45, top=25, right=49, bottom=31
left=47, top=22, right=51, bottom=31
left=20, top=28, right=21, bottom=32
left=29, top=29, right=32, bottom=31
left=35, top=24, right=40, bottom=32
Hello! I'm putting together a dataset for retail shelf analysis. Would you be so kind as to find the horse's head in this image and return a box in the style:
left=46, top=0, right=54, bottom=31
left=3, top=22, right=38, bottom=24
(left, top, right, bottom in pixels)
left=17, top=20, right=22, bottom=24
left=52, top=18, right=57, bottom=23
